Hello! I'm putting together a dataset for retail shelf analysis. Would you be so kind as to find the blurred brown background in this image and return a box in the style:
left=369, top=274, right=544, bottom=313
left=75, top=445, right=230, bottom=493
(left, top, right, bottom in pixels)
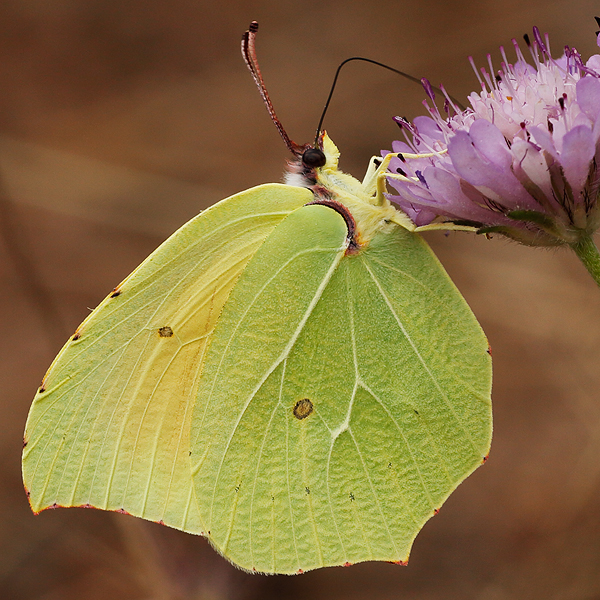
left=2, top=1, right=600, bottom=598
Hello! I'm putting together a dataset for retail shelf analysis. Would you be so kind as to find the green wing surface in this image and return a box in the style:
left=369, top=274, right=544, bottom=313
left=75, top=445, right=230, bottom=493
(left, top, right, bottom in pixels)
left=23, top=183, right=312, bottom=533
left=190, top=204, right=492, bottom=573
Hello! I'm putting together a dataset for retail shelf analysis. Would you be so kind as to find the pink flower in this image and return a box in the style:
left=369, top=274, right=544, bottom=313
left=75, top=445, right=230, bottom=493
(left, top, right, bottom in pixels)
left=386, top=26, right=600, bottom=246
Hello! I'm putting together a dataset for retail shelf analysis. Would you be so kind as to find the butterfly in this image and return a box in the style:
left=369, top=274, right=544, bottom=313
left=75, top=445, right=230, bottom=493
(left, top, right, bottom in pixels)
left=22, top=21, right=492, bottom=574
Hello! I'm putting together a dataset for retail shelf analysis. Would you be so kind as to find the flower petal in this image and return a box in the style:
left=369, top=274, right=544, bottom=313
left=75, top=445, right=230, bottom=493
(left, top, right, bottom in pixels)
left=423, top=166, right=513, bottom=224
left=586, top=54, right=600, bottom=74
left=511, top=138, right=555, bottom=205
left=448, top=130, right=540, bottom=211
left=576, top=77, right=600, bottom=121
left=528, top=126, right=560, bottom=161
left=560, top=125, right=595, bottom=199
left=413, top=116, right=444, bottom=142
left=468, top=119, right=513, bottom=169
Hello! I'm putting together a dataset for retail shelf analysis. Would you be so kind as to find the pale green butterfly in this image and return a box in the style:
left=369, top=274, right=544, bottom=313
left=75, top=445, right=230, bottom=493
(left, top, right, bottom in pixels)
left=22, top=21, right=492, bottom=574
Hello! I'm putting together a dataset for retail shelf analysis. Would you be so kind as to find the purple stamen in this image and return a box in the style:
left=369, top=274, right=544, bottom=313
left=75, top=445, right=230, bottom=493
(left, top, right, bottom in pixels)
left=486, top=54, right=496, bottom=83
left=481, top=67, right=495, bottom=91
left=469, top=56, right=485, bottom=88
left=532, top=26, right=548, bottom=56
left=421, top=78, right=436, bottom=102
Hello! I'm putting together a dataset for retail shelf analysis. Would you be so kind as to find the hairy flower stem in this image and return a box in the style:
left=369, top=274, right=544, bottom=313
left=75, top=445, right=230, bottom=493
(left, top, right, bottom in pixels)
left=570, top=235, right=600, bottom=287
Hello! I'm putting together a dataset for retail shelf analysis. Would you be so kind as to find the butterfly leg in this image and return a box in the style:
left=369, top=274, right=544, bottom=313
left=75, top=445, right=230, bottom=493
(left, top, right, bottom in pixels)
left=372, top=156, right=479, bottom=233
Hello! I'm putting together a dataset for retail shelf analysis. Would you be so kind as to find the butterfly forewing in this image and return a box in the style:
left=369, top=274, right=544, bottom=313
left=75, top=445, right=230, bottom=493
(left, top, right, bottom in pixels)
left=23, top=183, right=312, bottom=533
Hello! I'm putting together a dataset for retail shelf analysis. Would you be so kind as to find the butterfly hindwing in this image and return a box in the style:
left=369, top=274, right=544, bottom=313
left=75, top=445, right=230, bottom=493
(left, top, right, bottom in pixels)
left=190, top=203, right=492, bottom=573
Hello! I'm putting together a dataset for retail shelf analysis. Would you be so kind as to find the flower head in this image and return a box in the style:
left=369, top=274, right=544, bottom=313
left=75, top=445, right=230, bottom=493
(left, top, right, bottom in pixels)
left=386, top=27, right=600, bottom=245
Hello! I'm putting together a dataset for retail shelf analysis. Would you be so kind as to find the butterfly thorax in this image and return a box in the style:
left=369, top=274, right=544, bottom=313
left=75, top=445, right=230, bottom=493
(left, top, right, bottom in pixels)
left=285, top=133, right=399, bottom=247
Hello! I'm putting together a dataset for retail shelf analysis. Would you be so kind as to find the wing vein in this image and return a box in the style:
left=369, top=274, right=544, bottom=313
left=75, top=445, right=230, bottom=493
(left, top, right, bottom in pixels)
left=361, top=260, right=479, bottom=455
left=202, top=245, right=347, bottom=524
left=248, top=362, right=287, bottom=570
left=348, top=428, right=398, bottom=557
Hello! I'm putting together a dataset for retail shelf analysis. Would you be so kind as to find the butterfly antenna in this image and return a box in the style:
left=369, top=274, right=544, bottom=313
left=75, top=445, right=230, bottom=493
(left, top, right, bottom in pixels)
left=242, top=22, right=303, bottom=156
left=314, top=57, right=467, bottom=145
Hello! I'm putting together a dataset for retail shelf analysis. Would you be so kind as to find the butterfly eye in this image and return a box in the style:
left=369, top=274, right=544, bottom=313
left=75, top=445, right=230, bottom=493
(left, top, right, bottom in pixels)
left=301, top=148, right=326, bottom=168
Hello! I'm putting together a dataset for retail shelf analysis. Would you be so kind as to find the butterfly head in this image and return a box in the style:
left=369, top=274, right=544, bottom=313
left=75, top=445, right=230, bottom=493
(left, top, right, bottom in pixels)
left=284, top=131, right=340, bottom=191
left=285, top=132, right=373, bottom=206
